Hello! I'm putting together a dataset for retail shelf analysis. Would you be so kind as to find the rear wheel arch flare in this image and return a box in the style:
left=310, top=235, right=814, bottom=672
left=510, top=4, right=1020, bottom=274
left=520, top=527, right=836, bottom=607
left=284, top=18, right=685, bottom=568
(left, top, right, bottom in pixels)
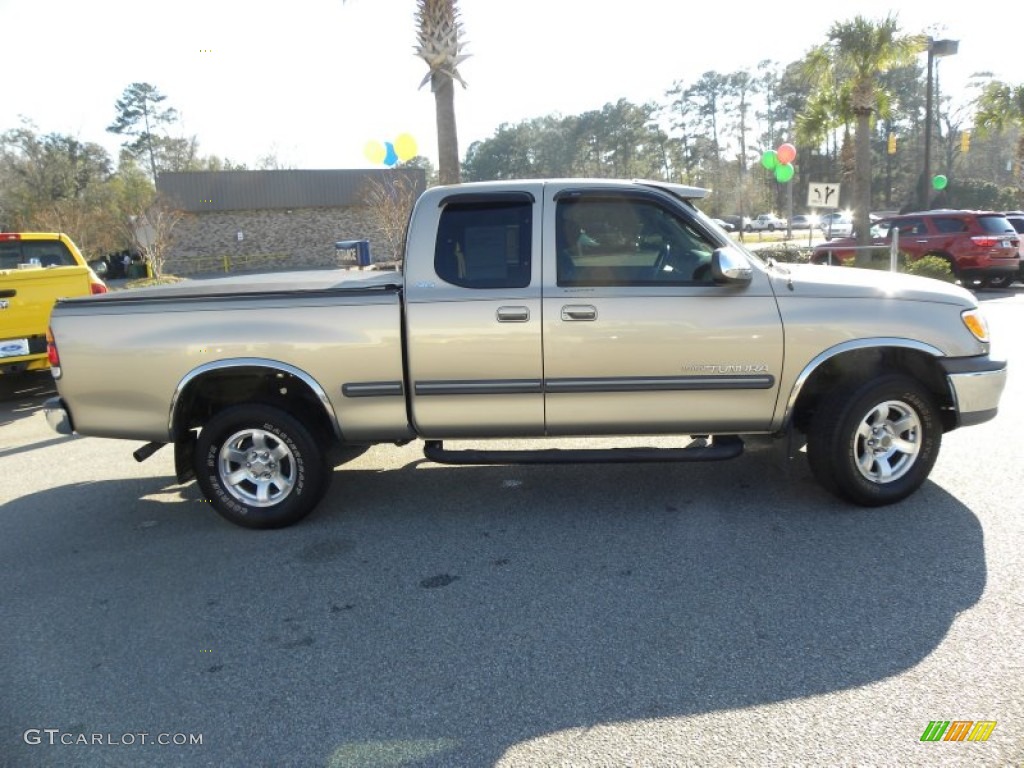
left=169, top=359, right=341, bottom=442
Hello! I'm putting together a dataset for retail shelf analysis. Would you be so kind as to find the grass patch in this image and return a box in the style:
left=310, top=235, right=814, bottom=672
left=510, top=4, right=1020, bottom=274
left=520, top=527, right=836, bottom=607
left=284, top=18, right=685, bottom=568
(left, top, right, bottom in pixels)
left=112, top=275, right=186, bottom=291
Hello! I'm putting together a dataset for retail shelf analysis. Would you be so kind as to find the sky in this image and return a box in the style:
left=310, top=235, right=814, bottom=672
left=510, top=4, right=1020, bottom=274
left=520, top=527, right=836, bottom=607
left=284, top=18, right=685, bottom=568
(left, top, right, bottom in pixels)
left=2, top=0, right=1020, bottom=171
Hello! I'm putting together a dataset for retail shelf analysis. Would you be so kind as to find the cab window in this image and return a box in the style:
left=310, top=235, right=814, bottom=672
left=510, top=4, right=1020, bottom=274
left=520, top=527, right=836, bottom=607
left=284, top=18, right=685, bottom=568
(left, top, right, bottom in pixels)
left=0, top=240, right=76, bottom=268
left=434, top=200, right=531, bottom=289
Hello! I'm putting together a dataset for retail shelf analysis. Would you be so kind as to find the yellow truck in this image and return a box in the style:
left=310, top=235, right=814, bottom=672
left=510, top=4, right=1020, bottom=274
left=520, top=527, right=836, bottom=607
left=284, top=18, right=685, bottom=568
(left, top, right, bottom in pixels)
left=0, top=232, right=107, bottom=375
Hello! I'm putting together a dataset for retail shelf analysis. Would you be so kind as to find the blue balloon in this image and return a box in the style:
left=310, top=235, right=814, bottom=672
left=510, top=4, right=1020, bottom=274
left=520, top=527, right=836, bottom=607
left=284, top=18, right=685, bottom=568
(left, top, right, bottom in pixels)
left=383, top=142, right=398, bottom=167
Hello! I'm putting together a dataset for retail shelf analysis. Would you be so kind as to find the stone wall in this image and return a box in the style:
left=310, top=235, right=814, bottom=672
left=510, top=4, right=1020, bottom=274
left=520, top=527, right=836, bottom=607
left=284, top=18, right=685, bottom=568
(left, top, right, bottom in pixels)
left=165, top=207, right=397, bottom=275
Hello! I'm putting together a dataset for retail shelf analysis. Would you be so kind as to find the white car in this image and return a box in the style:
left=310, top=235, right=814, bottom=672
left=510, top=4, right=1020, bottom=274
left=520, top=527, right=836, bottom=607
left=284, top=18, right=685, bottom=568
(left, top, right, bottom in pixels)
left=745, top=214, right=787, bottom=232
left=819, top=212, right=853, bottom=239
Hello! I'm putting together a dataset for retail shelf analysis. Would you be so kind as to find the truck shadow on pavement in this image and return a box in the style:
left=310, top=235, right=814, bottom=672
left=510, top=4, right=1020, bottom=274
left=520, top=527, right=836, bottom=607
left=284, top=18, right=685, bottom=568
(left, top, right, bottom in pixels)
left=0, top=449, right=985, bottom=768
left=0, top=370, right=55, bottom=428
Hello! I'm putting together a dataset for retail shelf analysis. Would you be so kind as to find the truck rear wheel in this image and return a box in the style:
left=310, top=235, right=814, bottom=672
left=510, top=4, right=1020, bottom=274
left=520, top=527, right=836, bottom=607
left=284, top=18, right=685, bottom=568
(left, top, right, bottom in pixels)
left=194, top=404, right=328, bottom=528
left=806, top=374, right=941, bottom=506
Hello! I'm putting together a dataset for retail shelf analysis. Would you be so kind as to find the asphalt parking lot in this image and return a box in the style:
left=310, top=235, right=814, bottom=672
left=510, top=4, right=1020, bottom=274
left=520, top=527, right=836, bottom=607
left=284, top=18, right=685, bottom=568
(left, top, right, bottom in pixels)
left=1, top=289, right=1022, bottom=767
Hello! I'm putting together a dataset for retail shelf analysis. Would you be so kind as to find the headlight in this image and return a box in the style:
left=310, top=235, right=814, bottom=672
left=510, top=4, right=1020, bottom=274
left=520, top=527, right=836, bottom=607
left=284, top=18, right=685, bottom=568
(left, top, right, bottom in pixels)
left=961, top=308, right=990, bottom=343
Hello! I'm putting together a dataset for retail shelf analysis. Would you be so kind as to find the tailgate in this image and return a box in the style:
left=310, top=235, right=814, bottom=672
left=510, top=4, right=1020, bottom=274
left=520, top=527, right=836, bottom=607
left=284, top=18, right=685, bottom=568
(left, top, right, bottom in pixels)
left=1, top=266, right=93, bottom=340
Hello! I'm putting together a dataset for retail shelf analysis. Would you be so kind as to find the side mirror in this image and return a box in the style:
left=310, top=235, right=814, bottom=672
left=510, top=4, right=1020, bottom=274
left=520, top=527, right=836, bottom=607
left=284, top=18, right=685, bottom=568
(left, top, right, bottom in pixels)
left=711, top=247, right=753, bottom=284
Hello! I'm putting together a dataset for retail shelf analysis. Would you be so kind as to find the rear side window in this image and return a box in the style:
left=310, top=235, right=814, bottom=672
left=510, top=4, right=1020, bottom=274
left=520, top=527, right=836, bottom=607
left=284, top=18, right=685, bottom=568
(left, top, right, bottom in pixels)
left=932, top=217, right=968, bottom=233
left=977, top=215, right=1015, bottom=235
left=0, top=240, right=75, bottom=269
left=434, top=201, right=531, bottom=289
left=1007, top=217, right=1024, bottom=235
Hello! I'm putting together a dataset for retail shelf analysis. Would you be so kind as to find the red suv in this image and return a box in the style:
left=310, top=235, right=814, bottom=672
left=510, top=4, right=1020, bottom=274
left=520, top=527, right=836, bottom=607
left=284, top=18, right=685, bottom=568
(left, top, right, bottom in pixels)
left=812, top=210, right=1020, bottom=288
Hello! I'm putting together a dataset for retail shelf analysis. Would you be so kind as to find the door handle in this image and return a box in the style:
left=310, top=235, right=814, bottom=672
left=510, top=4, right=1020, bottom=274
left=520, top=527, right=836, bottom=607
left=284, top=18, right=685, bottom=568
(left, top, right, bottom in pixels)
left=496, top=305, right=530, bottom=322
left=561, top=304, right=597, bottom=321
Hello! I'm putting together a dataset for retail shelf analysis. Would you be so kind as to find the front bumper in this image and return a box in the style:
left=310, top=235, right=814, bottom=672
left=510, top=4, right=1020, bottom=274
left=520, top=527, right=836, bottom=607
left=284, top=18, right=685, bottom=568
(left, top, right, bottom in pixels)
left=941, top=356, right=1007, bottom=427
left=43, top=396, right=74, bottom=435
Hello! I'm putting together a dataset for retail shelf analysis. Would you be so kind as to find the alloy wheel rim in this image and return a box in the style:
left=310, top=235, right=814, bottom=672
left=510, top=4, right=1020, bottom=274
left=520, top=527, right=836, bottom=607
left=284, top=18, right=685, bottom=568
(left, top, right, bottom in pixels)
left=217, top=428, right=296, bottom=507
left=854, top=400, right=922, bottom=484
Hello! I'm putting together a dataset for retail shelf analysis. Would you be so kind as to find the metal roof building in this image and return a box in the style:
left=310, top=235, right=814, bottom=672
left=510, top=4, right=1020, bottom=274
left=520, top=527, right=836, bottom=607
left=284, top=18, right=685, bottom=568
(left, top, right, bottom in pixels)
left=154, top=169, right=426, bottom=275
left=158, top=169, right=427, bottom=212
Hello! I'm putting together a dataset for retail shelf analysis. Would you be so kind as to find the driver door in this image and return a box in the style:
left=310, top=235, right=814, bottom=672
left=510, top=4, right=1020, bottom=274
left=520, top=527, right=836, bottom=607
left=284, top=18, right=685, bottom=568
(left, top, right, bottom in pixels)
left=541, top=188, right=784, bottom=435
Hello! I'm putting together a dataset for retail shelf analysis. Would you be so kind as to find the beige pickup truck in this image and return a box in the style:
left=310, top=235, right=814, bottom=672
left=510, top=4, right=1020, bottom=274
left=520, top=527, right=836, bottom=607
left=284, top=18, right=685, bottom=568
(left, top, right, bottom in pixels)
left=44, top=179, right=1006, bottom=528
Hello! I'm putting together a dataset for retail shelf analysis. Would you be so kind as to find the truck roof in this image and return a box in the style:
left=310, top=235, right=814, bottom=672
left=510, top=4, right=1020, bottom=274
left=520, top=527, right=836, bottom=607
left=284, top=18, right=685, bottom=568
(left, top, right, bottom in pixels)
left=427, top=178, right=710, bottom=200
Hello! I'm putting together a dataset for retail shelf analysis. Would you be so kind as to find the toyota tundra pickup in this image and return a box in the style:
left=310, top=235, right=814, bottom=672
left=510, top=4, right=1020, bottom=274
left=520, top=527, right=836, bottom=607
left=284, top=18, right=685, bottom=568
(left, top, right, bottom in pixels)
left=43, top=179, right=1007, bottom=528
left=1, top=232, right=107, bottom=375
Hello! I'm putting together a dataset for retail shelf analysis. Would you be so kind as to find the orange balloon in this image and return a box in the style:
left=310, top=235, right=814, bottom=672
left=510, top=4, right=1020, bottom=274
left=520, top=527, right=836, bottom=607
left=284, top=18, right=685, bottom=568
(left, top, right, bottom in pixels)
left=777, top=143, right=797, bottom=165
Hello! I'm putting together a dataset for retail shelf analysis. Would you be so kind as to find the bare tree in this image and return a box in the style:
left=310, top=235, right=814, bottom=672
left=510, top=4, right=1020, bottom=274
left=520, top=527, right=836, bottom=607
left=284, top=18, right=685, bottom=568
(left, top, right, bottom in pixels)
left=113, top=176, right=183, bottom=278
left=360, top=174, right=419, bottom=268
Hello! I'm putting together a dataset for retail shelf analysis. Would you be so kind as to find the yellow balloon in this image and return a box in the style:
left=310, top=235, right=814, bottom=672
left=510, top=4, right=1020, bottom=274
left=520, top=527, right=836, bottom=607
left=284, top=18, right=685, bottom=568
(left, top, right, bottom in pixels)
left=394, top=133, right=417, bottom=162
left=363, top=140, right=386, bottom=165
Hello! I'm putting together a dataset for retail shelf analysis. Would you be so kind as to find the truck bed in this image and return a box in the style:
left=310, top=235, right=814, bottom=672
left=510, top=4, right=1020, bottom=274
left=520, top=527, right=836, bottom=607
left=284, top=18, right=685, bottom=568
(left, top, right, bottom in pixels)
left=50, top=269, right=409, bottom=442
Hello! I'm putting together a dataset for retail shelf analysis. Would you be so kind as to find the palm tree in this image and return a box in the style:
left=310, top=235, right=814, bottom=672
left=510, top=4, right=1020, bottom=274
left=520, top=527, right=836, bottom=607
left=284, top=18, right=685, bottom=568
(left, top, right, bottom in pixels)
left=974, top=81, right=1024, bottom=205
left=796, top=84, right=854, bottom=192
left=415, top=0, right=469, bottom=186
left=803, top=15, right=923, bottom=262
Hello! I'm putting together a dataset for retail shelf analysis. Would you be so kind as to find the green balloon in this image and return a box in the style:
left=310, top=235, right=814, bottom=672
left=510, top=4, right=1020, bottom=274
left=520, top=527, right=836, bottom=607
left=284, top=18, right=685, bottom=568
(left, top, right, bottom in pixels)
left=775, top=162, right=794, bottom=183
left=932, top=174, right=948, bottom=190
left=761, top=150, right=778, bottom=170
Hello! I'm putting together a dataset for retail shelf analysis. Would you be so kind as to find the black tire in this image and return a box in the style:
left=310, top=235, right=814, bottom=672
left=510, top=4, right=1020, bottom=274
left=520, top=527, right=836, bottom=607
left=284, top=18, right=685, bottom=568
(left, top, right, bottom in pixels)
left=806, top=374, right=941, bottom=506
left=194, top=404, right=327, bottom=528
left=983, top=274, right=1014, bottom=289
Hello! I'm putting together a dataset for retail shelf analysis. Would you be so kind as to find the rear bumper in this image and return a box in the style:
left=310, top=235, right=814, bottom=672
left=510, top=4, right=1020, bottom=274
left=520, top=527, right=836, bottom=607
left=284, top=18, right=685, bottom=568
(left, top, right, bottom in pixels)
left=941, top=356, right=1007, bottom=427
left=959, top=264, right=1018, bottom=282
left=0, top=336, right=48, bottom=374
left=0, top=356, right=48, bottom=374
left=44, top=396, right=74, bottom=435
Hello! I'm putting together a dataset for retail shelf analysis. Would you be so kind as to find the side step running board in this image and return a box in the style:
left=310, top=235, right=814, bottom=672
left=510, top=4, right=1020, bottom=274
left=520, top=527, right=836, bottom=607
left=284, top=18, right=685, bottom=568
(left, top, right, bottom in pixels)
left=423, top=436, right=743, bottom=465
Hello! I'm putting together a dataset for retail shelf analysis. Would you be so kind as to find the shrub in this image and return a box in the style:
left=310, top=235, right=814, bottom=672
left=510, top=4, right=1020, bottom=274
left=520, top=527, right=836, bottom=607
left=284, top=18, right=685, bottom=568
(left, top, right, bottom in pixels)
left=753, top=243, right=814, bottom=264
left=905, top=255, right=955, bottom=282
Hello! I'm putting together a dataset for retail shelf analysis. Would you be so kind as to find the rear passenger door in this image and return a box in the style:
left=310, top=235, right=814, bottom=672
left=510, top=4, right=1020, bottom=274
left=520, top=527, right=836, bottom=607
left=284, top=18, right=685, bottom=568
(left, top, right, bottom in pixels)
left=404, top=190, right=545, bottom=437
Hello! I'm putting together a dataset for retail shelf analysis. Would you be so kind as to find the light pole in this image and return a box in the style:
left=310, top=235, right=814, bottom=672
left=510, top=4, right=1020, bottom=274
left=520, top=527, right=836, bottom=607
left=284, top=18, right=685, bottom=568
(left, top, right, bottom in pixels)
left=922, top=38, right=958, bottom=209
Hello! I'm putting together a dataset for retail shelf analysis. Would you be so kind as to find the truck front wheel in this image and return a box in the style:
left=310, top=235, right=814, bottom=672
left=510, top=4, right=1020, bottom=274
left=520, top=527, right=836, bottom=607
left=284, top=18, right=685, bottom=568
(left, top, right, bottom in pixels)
left=807, top=374, right=941, bottom=506
left=195, top=404, right=328, bottom=528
